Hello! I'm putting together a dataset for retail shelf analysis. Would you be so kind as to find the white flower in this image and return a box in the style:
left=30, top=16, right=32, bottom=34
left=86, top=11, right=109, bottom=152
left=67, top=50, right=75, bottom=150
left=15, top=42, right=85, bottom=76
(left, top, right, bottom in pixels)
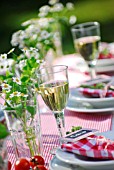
left=38, top=12, right=48, bottom=18
left=40, top=30, right=50, bottom=40
left=0, top=54, right=7, bottom=61
left=21, top=93, right=28, bottom=98
left=19, top=60, right=26, bottom=70
left=49, top=0, right=59, bottom=5
left=13, top=77, right=21, bottom=85
left=51, top=3, right=64, bottom=12
left=69, top=15, right=77, bottom=25
left=11, top=30, right=22, bottom=46
left=10, top=91, right=21, bottom=98
left=29, top=47, right=39, bottom=52
left=21, top=20, right=32, bottom=26
left=39, top=5, right=50, bottom=13
left=1, top=83, right=12, bottom=91
left=0, top=61, right=9, bottom=71
left=38, top=18, right=51, bottom=28
left=66, top=2, right=74, bottom=10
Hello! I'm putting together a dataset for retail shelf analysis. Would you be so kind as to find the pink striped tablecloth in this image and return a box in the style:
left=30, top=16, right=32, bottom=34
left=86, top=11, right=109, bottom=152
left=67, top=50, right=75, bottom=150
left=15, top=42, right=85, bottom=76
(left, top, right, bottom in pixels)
left=7, top=109, right=113, bottom=170
left=7, top=54, right=114, bottom=169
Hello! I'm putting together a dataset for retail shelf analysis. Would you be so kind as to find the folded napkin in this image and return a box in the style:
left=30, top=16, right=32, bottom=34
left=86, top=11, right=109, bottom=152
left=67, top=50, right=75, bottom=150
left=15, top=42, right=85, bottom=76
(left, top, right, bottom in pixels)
left=78, top=87, right=114, bottom=98
left=61, top=135, right=114, bottom=160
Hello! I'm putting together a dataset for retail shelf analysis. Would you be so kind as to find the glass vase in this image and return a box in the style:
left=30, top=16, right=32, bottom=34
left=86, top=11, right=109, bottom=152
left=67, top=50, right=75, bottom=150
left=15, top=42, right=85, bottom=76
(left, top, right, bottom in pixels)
left=0, top=138, right=8, bottom=170
left=4, top=99, right=42, bottom=160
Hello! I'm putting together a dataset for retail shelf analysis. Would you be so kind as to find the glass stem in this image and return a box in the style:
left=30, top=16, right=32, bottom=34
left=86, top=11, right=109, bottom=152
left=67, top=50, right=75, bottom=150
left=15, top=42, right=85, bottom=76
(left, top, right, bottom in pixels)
left=53, top=110, right=65, bottom=138
left=89, top=66, right=96, bottom=79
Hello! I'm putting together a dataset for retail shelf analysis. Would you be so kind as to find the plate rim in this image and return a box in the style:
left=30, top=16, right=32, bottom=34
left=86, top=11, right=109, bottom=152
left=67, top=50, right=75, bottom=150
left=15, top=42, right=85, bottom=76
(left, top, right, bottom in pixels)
left=69, top=88, right=114, bottom=102
left=66, top=106, right=114, bottom=113
left=56, top=148, right=114, bottom=167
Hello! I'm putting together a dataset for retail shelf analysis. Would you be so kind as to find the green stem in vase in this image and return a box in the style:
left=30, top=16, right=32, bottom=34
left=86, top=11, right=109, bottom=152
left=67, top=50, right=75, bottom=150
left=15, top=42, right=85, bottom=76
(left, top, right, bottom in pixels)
left=21, top=106, right=37, bottom=157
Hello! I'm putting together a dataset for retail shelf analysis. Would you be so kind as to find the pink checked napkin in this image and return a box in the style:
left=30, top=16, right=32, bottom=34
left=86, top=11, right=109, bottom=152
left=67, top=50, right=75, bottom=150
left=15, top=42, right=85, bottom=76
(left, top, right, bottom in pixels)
left=78, top=87, right=114, bottom=98
left=61, top=134, right=114, bottom=160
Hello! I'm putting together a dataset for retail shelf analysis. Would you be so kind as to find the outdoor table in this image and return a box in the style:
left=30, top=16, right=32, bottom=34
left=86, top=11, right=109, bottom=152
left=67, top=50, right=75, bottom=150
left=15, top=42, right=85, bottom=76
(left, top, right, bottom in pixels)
left=7, top=53, right=114, bottom=169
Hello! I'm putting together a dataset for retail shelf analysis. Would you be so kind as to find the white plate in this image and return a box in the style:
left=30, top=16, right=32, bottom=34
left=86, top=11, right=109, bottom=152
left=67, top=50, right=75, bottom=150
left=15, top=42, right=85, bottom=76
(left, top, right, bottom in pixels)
left=96, top=64, right=114, bottom=73
left=68, top=75, right=114, bottom=109
left=56, top=131, right=114, bottom=170
left=56, top=149, right=114, bottom=170
left=97, top=58, right=114, bottom=67
left=49, top=156, right=84, bottom=170
left=66, top=104, right=114, bottom=113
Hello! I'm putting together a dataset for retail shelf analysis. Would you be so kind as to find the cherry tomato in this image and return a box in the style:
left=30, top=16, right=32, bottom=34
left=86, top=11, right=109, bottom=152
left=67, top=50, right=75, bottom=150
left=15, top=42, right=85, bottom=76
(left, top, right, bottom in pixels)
left=15, top=158, right=30, bottom=170
left=33, top=165, right=47, bottom=170
left=30, top=155, right=45, bottom=166
left=8, top=161, right=12, bottom=170
left=29, top=161, right=35, bottom=168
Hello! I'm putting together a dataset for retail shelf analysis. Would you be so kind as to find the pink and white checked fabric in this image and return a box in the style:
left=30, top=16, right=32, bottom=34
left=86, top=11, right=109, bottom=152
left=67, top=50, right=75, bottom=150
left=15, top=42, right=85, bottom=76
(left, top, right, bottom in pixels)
left=61, top=135, right=114, bottom=159
left=78, top=87, right=114, bottom=98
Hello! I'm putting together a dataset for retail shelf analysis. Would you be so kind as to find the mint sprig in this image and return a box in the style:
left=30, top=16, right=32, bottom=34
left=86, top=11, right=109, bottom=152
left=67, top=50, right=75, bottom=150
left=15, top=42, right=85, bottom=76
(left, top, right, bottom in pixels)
left=66, top=126, right=82, bottom=135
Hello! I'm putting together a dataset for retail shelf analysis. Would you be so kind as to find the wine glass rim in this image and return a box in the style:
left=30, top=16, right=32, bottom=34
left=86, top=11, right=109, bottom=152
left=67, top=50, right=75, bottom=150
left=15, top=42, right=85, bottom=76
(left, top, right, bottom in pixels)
left=71, top=21, right=100, bottom=31
left=37, top=65, right=68, bottom=75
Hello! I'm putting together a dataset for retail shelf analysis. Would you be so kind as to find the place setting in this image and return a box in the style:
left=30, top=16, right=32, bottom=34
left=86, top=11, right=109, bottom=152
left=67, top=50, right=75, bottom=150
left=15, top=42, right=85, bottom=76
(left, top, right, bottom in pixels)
left=67, top=75, right=114, bottom=113
left=49, top=127, right=114, bottom=170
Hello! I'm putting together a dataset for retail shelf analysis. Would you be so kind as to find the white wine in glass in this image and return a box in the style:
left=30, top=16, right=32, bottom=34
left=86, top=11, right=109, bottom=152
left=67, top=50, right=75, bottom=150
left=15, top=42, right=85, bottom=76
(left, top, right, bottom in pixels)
left=37, top=65, right=69, bottom=138
left=71, top=22, right=101, bottom=79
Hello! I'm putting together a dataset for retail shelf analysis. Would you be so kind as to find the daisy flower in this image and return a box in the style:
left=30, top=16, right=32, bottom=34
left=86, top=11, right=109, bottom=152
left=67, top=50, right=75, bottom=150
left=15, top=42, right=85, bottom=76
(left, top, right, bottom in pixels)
left=1, top=83, right=12, bottom=91
left=21, top=93, right=28, bottom=98
left=0, top=54, right=7, bottom=61
left=13, top=77, right=21, bottom=85
left=9, top=91, right=21, bottom=98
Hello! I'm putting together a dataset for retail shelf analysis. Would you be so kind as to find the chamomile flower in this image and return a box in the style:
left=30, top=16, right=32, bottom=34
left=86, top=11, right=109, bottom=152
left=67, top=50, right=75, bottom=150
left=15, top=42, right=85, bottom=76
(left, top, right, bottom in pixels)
left=13, top=77, right=21, bottom=85
left=51, top=3, right=64, bottom=12
left=39, top=5, right=50, bottom=14
left=69, top=15, right=77, bottom=25
left=1, top=83, right=12, bottom=91
left=66, top=2, right=74, bottom=10
left=0, top=54, right=7, bottom=61
left=21, top=93, right=28, bottom=98
left=40, top=30, right=50, bottom=40
left=49, top=0, right=59, bottom=5
left=9, top=91, right=21, bottom=98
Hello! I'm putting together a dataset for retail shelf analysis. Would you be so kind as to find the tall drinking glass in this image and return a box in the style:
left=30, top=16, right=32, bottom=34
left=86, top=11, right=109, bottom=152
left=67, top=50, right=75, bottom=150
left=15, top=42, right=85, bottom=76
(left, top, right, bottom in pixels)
left=37, top=65, right=69, bottom=138
left=71, top=22, right=101, bottom=79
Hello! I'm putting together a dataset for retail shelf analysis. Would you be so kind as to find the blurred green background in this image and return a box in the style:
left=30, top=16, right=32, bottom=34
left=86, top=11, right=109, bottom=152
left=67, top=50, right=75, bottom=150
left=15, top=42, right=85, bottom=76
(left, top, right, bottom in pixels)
left=0, top=0, right=114, bottom=54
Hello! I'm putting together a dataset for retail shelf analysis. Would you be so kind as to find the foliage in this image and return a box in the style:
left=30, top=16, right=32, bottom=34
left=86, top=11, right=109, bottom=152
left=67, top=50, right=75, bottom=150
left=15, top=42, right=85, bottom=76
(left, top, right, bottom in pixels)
left=10, top=0, right=76, bottom=57
left=0, top=123, right=9, bottom=139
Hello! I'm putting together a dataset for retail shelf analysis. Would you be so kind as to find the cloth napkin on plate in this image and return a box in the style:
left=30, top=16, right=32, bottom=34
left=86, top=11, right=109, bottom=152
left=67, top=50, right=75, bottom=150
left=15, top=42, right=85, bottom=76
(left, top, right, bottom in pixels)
left=78, top=87, right=114, bottom=98
left=61, top=135, right=114, bottom=160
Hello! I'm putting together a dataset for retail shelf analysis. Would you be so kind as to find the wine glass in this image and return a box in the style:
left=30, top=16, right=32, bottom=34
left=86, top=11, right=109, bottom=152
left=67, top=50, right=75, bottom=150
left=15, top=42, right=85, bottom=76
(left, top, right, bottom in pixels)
left=37, top=65, right=69, bottom=139
left=71, top=21, right=101, bottom=79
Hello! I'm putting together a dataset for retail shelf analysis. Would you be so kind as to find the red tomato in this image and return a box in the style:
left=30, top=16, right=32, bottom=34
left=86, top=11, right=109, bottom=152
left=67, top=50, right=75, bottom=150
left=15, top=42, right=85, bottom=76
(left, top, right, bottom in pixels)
left=30, top=155, right=45, bottom=166
left=33, top=165, right=47, bottom=170
left=8, top=161, right=12, bottom=170
left=15, top=158, right=30, bottom=170
left=29, top=161, right=35, bottom=168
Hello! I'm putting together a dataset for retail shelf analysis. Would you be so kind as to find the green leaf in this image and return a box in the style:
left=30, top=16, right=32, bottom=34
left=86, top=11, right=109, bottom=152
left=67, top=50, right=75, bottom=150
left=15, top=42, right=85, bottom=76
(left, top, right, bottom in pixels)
left=26, top=106, right=36, bottom=117
left=0, top=123, right=9, bottom=139
left=0, top=75, right=6, bottom=81
left=15, top=104, right=23, bottom=117
left=4, top=107, right=14, bottom=111
left=21, top=75, right=30, bottom=82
